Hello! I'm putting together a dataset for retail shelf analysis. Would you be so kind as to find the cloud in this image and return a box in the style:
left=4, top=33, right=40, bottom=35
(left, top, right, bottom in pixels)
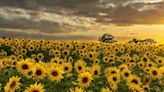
left=97, top=2, right=164, bottom=25
left=0, top=0, right=164, bottom=27
left=0, top=7, right=97, bottom=33
left=0, top=0, right=164, bottom=35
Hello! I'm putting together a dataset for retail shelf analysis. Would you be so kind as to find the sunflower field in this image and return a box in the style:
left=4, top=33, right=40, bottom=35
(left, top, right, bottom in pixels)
left=0, top=38, right=163, bottom=92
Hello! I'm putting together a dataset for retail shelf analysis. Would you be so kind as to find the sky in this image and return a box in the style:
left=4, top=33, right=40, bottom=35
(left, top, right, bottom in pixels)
left=0, top=0, right=164, bottom=43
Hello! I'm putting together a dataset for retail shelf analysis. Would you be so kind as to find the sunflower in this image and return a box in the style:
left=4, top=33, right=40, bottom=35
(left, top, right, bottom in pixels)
left=101, top=87, right=112, bottom=92
left=47, top=67, right=63, bottom=82
left=127, top=75, right=141, bottom=89
left=54, top=50, right=61, bottom=57
left=20, top=48, right=27, bottom=56
left=137, top=61, right=145, bottom=69
left=105, top=67, right=120, bottom=76
left=121, top=69, right=131, bottom=79
left=68, top=87, right=84, bottom=92
left=128, top=62, right=136, bottom=68
left=14, top=50, right=19, bottom=55
left=143, top=75, right=152, bottom=85
left=35, top=44, right=40, bottom=50
left=141, top=56, right=149, bottom=63
left=62, top=62, right=72, bottom=73
left=109, top=82, right=117, bottom=91
left=87, top=52, right=95, bottom=60
left=10, top=55, right=18, bottom=61
left=4, top=76, right=21, bottom=92
left=144, top=67, right=151, bottom=73
left=93, top=59, right=100, bottom=65
left=1, top=51, right=7, bottom=57
left=150, top=67, right=161, bottom=79
left=155, top=57, right=164, bottom=65
left=16, top=59, right=33, bottom=74
left=50, top=57, right=60, bottom=64
left=68, top=57, right=74, bottom=62
left=131, top=85, right=144, bottom=92
left=24, top=83, right=45, bottom=92
left=49, top=49, right=55, bottom=56
left=62, top=49, right=70, bottom=57
left=31, top=54, right=37, bottom=59
left=146, top=61, right=156, bottom=68
left=103, top=56, right=109, bottom=63
left=77, top=72, right=93, bottom=88
left=17, top=54, right=24, bottom=61
left=91, top=65, right=101, bottom=78
left=75, top=60, right=86, bottom=73
left=33, top=64, right=46, bottom=80
left=64, top=43, right=72, bottom=49
left=24, top=69, right=34, bottom=79
left=118, top=64, right=128, bottom=72
left=107, top=74, right=120, bottom=84
left=58, top=59, right=64, bottom=65
left=143, top=85, right=150, bottom=92
left=28, top=45, right=35, bottom=52
left=37, top=53, right=44, bottom=61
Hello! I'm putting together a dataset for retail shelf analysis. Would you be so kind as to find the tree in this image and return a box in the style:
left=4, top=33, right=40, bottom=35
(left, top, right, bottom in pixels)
left=99, top=34, right=117, bottom=43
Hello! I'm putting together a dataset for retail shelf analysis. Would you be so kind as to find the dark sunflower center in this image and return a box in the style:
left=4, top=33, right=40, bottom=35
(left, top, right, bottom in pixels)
left=109, top=59, right=113, bottom=62
left=52, top=71, right=58, bottom=76
left=36, top=70, right=42, bottom=76
left=125, top=72, right=129, bottom=77
left=64, top=67, right=69, bottom=70
left=22, top=64, right=28, bottom=70
left=143, top=58, right=147, bottom=62
left=54, top=60, right=57, bottom=63
left=120, top=68, right=124, bottom=71
left=10, top=81, right=16, bottom=88
left=78, top=66, right=82, bottom=70
left=146, top=69, right=149, bottom=72
left=111, top=71, right=116, bottom=74
left=13, top=62, right=16, bottom=65
left=89, top=54, right=93, bottom=58
left=32, top=90, right=39, bottom=92
left=28, top=71, right=32, bottom=75
left=130, top=60, right=134, bottom=62
left=132, top=79, right=138, bottom=84
left=145, top=78, right=150, bottom=82
left=94, top=70, right=98, bottom=75
left=82, top=77, right=88, bottom=83
left=39, top=56, right=42, bottom=58
left=152, top=71, right=157, bottom=75
left=64, top=52, right=68, bottom=55
left=144, top=87, right=148, bottom=91
left=158, top=60, right=162, bottom=63
left=149, top=64, right=152, bottom=67
left=113, top=77, right=117, bottom=81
